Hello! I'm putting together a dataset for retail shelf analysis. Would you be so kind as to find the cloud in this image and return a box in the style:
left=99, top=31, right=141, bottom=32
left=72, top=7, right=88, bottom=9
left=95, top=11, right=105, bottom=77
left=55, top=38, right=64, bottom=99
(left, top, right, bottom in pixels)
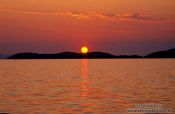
left=27, top=11, right=117, bottom=21
left=120, top=13, right=165, bottom=21
left=47, top=11, right=165, bottom=21
left=0, top=9, right=169, bottom=21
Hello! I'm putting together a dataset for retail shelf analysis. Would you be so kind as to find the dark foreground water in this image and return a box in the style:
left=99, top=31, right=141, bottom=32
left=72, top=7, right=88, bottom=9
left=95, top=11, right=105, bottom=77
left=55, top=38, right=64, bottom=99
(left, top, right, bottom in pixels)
left=0, top=59, right=174, bottom=114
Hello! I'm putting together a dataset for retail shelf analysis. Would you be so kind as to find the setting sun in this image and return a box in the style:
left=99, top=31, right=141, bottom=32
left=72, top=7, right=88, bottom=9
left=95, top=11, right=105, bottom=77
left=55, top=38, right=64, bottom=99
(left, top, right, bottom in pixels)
left=81, top=47, right=88, bottom=54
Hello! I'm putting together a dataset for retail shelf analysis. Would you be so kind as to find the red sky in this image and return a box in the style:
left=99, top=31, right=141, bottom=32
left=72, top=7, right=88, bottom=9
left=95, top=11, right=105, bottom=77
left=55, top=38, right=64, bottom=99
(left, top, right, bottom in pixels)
left=0, top=0, right=175, bottom=55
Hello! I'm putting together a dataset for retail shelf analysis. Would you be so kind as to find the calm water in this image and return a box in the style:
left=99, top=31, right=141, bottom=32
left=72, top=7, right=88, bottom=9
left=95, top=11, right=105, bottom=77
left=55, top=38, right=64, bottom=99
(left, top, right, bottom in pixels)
left=0, top=59, right=174, bottom=114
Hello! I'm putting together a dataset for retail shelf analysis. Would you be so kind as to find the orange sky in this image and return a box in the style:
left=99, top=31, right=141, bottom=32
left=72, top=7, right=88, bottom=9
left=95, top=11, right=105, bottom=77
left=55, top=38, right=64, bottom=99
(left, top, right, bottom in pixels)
left=0, top=0, right=175, bottom=55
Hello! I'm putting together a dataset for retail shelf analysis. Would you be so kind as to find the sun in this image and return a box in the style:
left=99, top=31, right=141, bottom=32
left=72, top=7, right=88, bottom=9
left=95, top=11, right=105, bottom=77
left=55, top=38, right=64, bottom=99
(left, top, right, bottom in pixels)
left=81, top=47, right=88, bottom=54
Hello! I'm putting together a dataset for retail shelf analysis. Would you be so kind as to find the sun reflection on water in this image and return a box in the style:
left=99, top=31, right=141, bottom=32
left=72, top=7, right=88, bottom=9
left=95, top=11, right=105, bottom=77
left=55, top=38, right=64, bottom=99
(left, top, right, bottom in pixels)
left=81, top=59, right=89, bottom=98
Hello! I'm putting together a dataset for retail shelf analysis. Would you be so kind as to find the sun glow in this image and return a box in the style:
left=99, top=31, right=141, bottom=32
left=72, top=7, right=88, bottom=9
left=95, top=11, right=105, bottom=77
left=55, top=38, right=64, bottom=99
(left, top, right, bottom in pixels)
left=81, top=47, right=88, bottom=54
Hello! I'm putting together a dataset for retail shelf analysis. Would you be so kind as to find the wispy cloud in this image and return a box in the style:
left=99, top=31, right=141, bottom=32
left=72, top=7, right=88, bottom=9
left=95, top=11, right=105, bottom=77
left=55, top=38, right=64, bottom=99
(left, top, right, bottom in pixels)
left=120, top=13, right=165, bottom=21
left=0, top=9, right=170, bottom=21
left=59, top=12, right=166, bottom=21
left=69, top=12, right=118, bottom=21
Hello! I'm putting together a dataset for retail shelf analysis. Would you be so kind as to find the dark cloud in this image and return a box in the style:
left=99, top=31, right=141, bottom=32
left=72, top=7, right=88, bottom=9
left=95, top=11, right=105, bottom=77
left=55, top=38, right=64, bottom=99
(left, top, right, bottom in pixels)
left=121, top=13, right=165, bottom=21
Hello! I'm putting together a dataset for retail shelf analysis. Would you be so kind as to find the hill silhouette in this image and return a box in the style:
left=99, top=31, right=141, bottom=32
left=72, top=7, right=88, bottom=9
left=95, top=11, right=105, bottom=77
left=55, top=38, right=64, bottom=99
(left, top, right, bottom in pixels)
left=7, top=48, right=175, bottom=59
left=145, top=48, right=175, bottom=58
left=7, top=52, right=142, bottom=59
left=0, top=54, right=11, bottom=59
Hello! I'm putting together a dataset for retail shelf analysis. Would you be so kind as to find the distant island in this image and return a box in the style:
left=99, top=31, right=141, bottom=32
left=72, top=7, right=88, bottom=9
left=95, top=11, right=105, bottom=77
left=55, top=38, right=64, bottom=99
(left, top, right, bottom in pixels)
left=7, top=48, right=175, bottom=59
left=145, top=48, right=175, bottom=58
left=0, top=54, right=11, bottom=59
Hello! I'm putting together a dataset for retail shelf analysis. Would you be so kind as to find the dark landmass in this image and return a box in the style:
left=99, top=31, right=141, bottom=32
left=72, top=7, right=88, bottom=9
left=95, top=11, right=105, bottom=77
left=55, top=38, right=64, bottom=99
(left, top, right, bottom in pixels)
left=145, top=48, right=175, bottom=58
left=0, top=54, right=11, bottom=59
left=7, top=52, right=142, bottom=59
left=7, top=48, right=175, bottom=59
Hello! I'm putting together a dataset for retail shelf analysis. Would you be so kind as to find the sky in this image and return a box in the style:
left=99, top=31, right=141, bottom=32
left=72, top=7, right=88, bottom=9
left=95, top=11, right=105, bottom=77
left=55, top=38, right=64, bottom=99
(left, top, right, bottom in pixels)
left=0, top=0, right=175, bottom=55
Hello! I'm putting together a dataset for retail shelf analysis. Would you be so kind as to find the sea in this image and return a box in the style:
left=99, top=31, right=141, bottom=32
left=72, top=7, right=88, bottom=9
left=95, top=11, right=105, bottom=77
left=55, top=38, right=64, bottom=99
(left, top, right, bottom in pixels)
left=0, top=59, right=174, bottom=114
